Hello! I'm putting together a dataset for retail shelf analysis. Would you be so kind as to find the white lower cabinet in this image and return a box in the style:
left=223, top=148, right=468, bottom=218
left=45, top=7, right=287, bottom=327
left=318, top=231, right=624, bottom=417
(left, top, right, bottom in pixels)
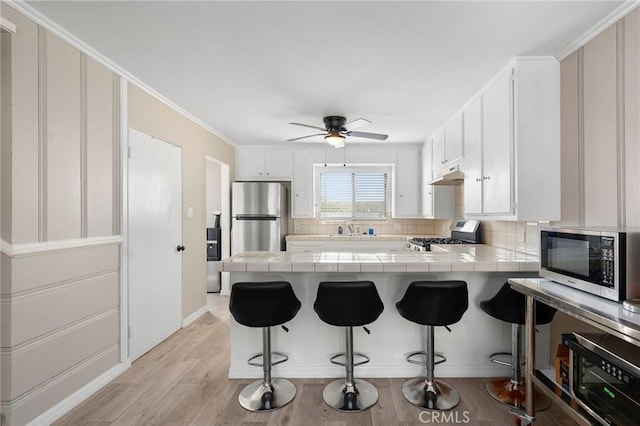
left=463, top=58, right=561, bottom=221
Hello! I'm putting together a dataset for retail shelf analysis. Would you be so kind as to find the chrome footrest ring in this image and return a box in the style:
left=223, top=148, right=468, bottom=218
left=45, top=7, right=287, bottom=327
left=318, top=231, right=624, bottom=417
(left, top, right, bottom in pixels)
left=247, top=351, right=289, bottom=367
left=489, top=352, right=513, bottom=367
left=406, top=351, right=447, bottom=366
left=329, top=352, right=370, bottom=367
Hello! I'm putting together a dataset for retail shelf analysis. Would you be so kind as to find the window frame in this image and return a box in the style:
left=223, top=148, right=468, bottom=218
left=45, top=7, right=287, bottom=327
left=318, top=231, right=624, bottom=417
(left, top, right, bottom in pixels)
left=313, top=164, right=392, bottom=221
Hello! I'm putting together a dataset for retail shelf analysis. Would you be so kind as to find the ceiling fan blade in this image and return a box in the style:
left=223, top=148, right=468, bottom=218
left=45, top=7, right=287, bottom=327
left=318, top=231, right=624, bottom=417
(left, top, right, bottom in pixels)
left=289, top=122, right=327, bottom=132
left=346, top=131, right=389, bottom=141
left=344, top=118, right=371, bottom=131
left=286, top=133, right=327, bottom=142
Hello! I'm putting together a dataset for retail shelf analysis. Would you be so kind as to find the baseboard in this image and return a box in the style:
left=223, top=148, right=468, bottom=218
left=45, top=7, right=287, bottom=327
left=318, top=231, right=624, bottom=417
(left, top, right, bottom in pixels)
left=182, top=305, right=208, bottom=328
left=25, top=361, right=130, bottom=426
left=228, top=364, right=515, bottom=379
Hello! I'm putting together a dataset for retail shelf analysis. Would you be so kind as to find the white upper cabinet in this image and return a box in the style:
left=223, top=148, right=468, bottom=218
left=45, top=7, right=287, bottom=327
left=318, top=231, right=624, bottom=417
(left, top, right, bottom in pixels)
left=462, top=95, right=483, bottom=215
left=431, top=129, right=446, bottom=172
left=422, top=141, right=455, bottom=219
left=394, top=147, right=422, bottom=217
left=236, top=147, right=293, bottom=180
left=463, top=58, right=560, bottom=220
left=291, top=149, right=313, bottom=218
left=482, top=67, right=513, bottom=215
left=432, top=113, right=464, bottom=173
left=444, top=113, right=464, bottom=164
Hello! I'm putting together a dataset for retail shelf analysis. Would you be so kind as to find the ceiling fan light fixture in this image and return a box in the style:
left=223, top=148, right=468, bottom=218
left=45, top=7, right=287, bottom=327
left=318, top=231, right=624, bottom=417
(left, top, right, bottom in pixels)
left=324, top=131, right=345, bottom=147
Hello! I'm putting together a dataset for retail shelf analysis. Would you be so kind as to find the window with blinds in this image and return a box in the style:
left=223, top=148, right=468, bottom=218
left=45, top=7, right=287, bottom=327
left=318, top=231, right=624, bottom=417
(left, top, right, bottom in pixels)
left=318, top=167, right=389, bottom=220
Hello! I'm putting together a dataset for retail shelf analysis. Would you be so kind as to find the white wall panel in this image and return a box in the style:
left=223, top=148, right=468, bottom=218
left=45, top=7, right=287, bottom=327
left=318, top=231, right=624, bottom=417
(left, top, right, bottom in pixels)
left=625, top=8, right=640, bottom=227
left=45, top=32, right=81, bottom=241
left=86, top=57, right=115, bottom=237
left=10, top=243, right=119, bottom=293
left=583, top=26, right=619, bottom=226
left=10, top=272, right=119, bottom=346
left=8, top=309, right=118, bottom=399
left=1, top=6, right=40, bottom=244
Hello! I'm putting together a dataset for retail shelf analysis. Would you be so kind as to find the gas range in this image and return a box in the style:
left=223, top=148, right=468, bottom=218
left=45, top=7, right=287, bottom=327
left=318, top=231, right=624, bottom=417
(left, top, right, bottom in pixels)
left=407, top=219, right=481, bottom=252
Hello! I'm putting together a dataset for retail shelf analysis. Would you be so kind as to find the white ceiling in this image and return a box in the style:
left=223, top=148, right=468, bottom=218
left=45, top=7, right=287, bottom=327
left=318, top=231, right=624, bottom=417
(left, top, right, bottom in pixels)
left=25, top=1, right=629, bottom=146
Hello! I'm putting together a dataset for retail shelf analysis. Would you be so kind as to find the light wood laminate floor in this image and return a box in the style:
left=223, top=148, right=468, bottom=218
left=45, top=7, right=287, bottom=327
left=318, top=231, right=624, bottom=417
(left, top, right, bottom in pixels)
left=55, top=295, right=577, bottom=426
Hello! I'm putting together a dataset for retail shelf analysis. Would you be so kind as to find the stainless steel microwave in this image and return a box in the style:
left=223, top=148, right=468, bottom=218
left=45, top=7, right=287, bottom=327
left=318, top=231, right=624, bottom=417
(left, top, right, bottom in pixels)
left=539, top=227, right=640, bottom=302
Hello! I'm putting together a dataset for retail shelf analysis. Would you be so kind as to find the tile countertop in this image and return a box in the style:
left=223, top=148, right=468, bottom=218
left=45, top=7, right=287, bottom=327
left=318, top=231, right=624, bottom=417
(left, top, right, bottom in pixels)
left=285, top=234, right=422, bottom=241
left=222, top=245, right=539, bottom=273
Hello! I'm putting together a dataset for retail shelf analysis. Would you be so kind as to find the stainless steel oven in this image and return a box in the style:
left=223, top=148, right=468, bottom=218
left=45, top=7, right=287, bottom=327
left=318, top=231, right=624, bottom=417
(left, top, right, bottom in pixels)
left=539, top=227, right=639, bottom=302
left=563, top=332, right=640, bottom=425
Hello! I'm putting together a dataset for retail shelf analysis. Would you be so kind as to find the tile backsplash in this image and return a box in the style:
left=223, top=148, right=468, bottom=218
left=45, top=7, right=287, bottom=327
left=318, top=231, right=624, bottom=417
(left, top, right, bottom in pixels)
left=291, top=217, right=436, bottom=236
left=291, top=184, right=541, bottom=255
left=482, top=220, right=540, bottom=255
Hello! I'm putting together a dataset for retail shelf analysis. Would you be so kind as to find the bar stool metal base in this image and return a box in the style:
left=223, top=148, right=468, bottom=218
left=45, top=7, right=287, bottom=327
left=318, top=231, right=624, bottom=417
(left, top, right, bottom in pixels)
left=402, top=378, right=460, bottom=411
left=486, top=378, right=551, bottom=412
left=322, top=379, right=379, bottom=412
left=238, top=378, right=296, bottom=412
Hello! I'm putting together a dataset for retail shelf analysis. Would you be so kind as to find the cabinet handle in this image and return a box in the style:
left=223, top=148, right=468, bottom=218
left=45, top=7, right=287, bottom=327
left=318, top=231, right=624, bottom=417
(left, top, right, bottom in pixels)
left=476, top=178, right=482, bottom=182
left=296, top=193, right=299, bottom=197
left=266, top=172, right=270, bottom=175
left=441, top=161, right=446, bottom=164
left=483, top=176, right=490, bottom=180
left=427, top=192, right=432, bottom=195
left=259, top=172, right=263, bottom=175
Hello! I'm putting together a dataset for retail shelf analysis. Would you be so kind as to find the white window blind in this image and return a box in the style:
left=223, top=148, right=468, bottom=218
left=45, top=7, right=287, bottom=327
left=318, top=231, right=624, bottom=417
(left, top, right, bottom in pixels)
left=319, top=169, right=388, bottom=220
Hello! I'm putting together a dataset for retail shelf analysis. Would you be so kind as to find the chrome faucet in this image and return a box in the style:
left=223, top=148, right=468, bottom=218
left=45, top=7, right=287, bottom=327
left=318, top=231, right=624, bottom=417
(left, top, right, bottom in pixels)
left=347, top=223, right=354, bottom=235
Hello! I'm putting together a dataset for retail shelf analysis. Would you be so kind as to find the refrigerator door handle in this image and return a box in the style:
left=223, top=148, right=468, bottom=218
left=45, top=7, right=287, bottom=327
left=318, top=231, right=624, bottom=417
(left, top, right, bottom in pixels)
left=234, top=215, right=277, bottom=221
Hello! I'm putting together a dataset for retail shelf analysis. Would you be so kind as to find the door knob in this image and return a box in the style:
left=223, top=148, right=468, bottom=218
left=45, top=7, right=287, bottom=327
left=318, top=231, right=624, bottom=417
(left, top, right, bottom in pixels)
left=176, top=245, right=186, bottom=252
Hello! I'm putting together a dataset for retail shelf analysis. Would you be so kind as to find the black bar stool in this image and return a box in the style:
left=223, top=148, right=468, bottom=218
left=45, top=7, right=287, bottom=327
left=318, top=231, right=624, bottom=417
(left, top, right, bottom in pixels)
left=396, top=280, right=469, bottom=411
left=313, top=281, right=384, bottom=412
left=480, top=282, right=557, bottom=410
left=229, top=281, right=301, bottom=412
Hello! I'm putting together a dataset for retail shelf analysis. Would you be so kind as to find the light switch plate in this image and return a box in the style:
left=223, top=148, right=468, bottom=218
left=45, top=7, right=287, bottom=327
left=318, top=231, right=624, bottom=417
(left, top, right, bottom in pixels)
left=187, top=207, right=194, bottom=218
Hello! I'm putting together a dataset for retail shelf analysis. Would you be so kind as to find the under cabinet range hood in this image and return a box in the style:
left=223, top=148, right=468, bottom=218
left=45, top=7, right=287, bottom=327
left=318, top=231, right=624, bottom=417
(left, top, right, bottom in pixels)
left=429, top=164, right=464, bottom=185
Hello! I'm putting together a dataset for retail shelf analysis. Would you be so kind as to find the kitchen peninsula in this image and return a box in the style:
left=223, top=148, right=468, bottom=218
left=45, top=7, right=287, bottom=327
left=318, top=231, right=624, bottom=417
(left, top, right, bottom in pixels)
left=222, top=246, right=547, bottom=380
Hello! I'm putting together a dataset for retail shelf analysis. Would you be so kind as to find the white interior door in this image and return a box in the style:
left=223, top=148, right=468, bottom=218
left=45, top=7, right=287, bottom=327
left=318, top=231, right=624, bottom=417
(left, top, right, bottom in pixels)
left=128, top=127, right=182, bottom=361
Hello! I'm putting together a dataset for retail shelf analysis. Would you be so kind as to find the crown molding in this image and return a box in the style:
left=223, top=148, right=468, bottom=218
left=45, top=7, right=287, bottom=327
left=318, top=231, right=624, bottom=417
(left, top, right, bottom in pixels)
left=4, top=0, right=237, bottom=147
left=556, top=1, right=640, bottom=61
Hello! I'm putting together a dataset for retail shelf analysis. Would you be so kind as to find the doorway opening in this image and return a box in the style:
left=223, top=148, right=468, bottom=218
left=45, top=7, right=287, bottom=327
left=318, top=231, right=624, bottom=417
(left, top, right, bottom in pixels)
left=205, top=156, right=230, bottom=295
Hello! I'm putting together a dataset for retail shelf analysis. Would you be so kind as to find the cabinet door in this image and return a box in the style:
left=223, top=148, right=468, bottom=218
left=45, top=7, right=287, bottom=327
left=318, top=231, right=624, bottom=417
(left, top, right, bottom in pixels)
left=432, top=130, right=446, bottom=171
left=264, top=149, right=292, bottom=179
left=583, top=26, right=618, bottom=226
left=236, top=149, right=265, bottom=180
left=444, top=113, right=464, bottom=164
left=482, top=68, right=513, bottom=215
left=395, top=147, right=421, bottom=217
left=463, top=96, right=483, bottom=214
left=421, top=142, right=434, bottom=217
left=292, top=150, right=313, bottom=217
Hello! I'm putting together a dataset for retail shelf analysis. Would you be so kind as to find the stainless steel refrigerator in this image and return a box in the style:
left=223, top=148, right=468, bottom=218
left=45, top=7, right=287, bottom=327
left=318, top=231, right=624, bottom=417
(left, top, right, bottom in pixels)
left=231, top=182, right=288, bottom=255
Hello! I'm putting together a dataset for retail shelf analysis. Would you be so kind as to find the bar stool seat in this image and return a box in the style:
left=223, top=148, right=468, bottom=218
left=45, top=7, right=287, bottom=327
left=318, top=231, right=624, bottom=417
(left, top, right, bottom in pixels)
left=480, top=282, right=557, bottom=411
left=396, top=280, right=468, bottom=411
left=229, top=281, right=301, bottom=412
left=313, top=281, right=384, bottom=412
